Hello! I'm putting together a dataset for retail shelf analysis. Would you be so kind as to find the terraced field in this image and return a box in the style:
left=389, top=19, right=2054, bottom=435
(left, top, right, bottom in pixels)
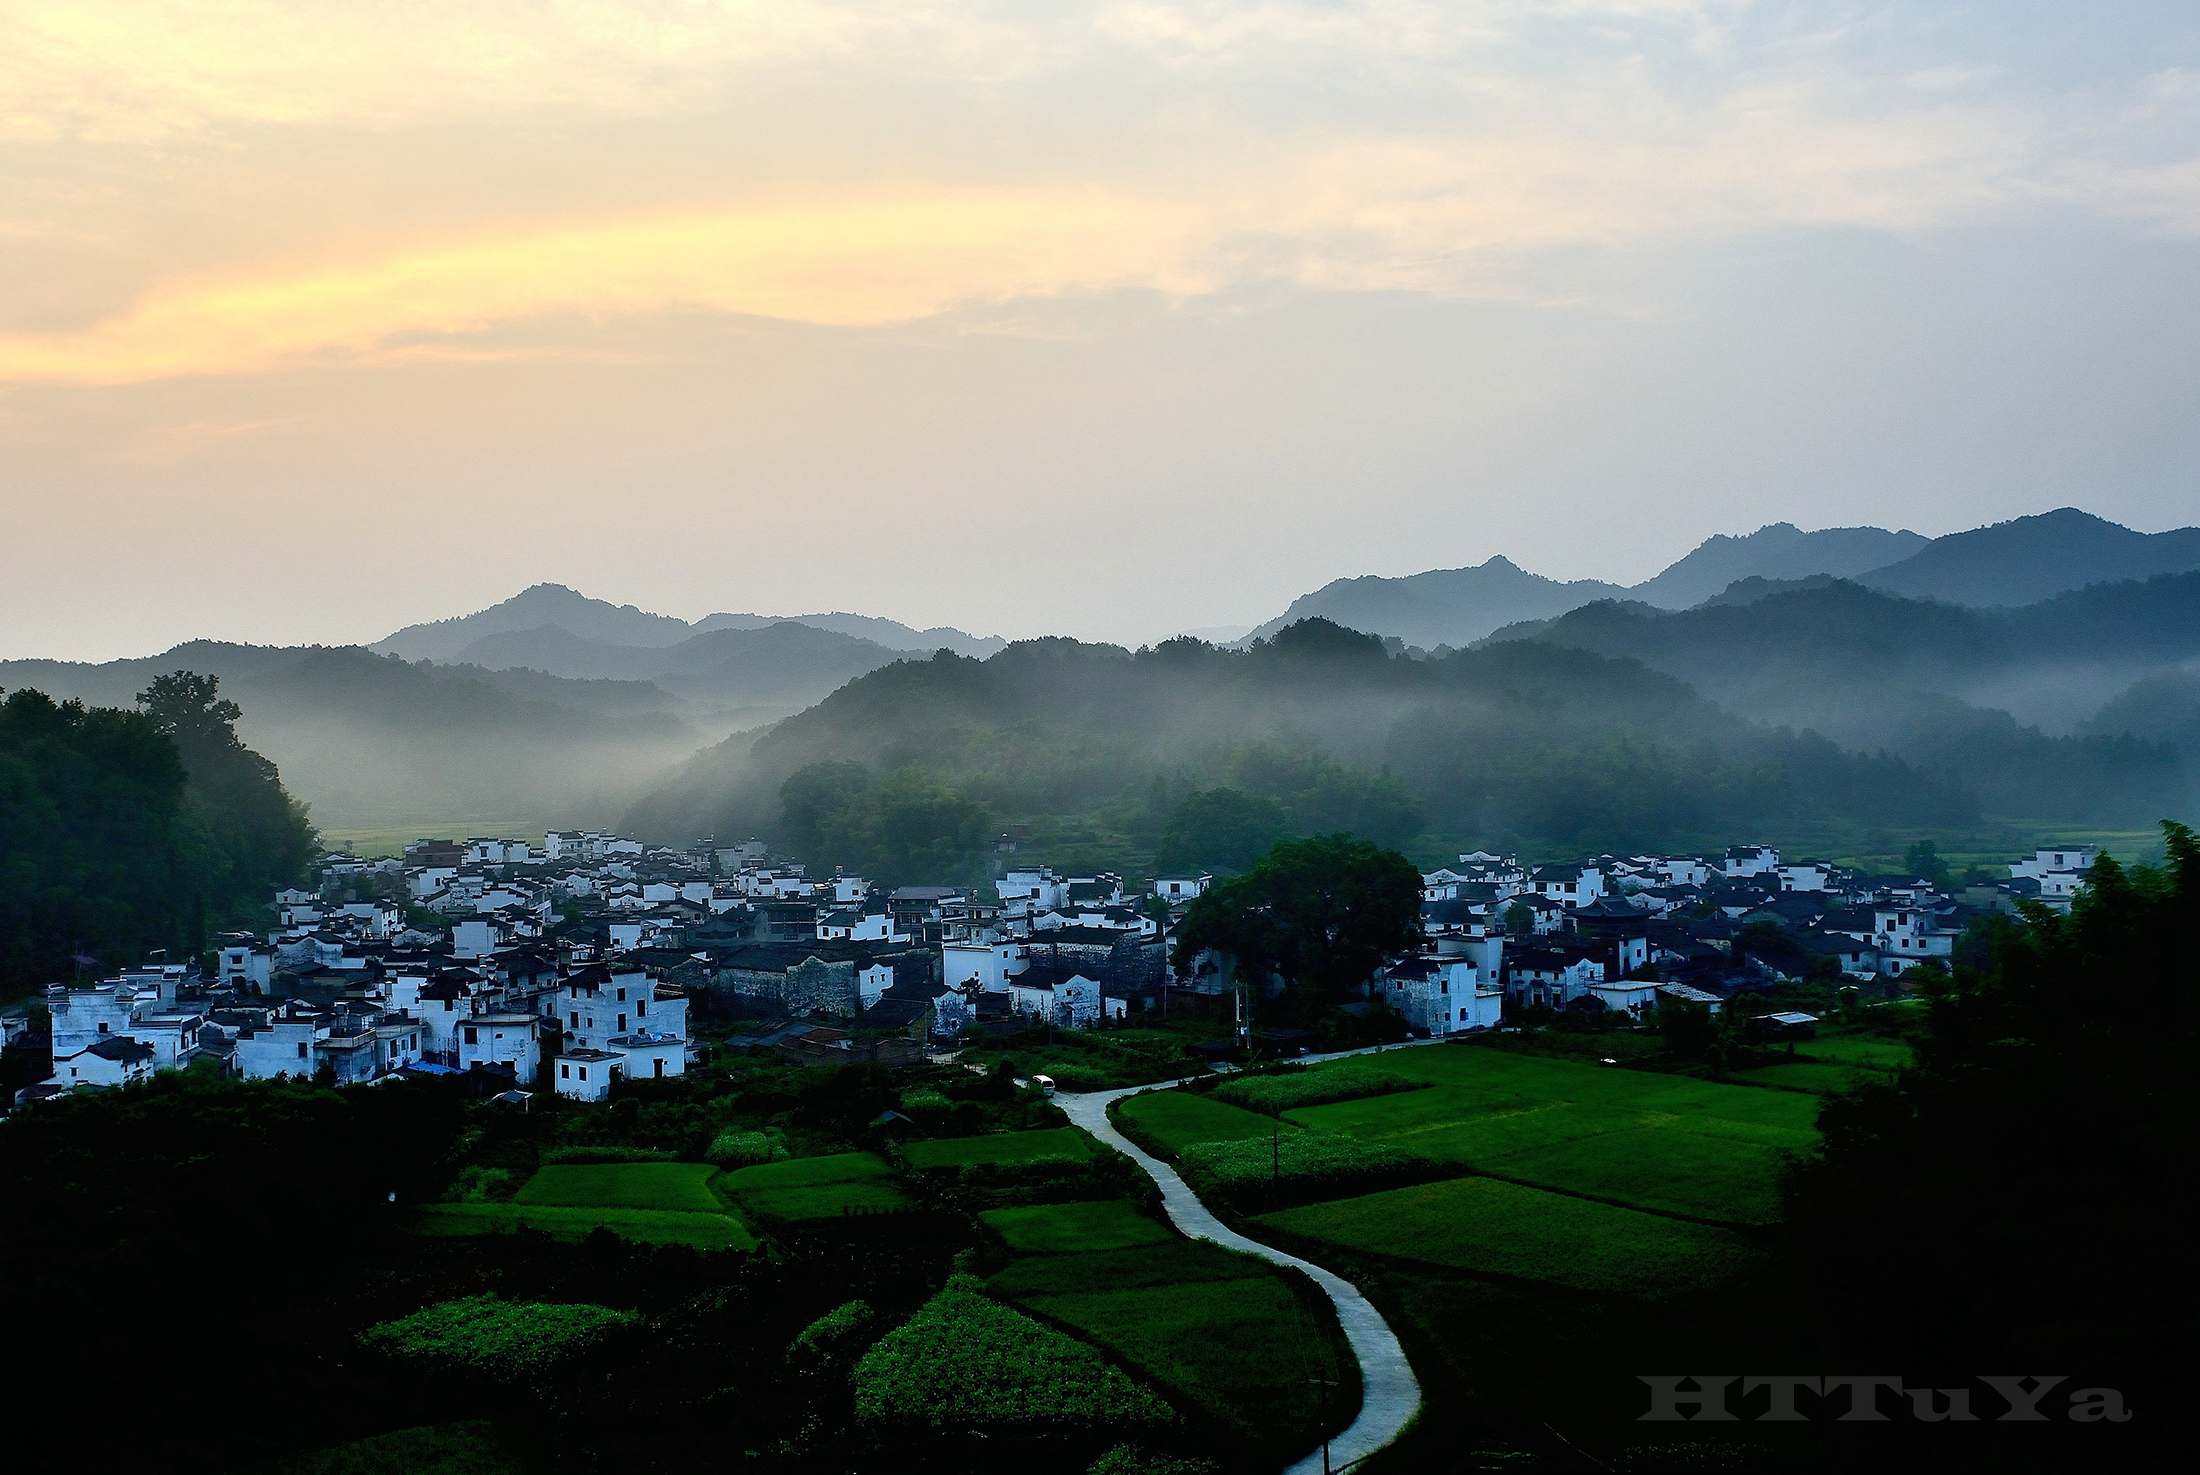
left=1281, top=1047, right=1818, bottom=1225
left=980, top=1199, right=1174, bottom=1255
left=409, top=1160, right=758, bottom=1249
left=1114, top=1089, right=1296, bottom=1154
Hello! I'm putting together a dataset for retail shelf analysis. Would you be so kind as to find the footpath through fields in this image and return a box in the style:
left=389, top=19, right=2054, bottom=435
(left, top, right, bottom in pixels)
left=1058, top=1041, right=1442, bottom=1475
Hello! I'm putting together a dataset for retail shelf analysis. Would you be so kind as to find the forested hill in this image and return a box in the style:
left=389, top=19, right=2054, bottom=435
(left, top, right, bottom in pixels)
left=624, top=620, right=1978, bottom=877
left=0, top=678, right=314, bottom=995
left=1496, top=574, right=2200, bottom=823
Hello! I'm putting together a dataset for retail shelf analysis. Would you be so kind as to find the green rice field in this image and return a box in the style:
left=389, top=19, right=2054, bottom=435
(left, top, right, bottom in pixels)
left=1730, top=1036, right=1913, bottom=1094
left=1279, top=1047, right=1819, bottom=1224
left=902, top=1127, right=1097, bottom=1169
left=404, top=1201, right=758, bottom=1251
left=1114, top=1090, right=1297, bottom=1154
left=1257, top=1176, right=1764, bottom=1302
left=512, top=1162, right=722, bottom=1212
left=715, top=1151, right=914, bottom=1222
left=980, top=1199, right=1175, bottom=1255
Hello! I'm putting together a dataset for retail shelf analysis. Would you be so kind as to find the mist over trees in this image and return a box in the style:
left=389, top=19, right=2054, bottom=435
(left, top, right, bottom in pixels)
left=0, top=674, right=313, bottom=994
left=625, top=619, right=1985, bottom=871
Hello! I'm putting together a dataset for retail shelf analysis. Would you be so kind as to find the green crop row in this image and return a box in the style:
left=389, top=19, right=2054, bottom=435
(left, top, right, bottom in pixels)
left=358, top=1296, right=636, bottom=1383
left=854, top=1276, right=1173, bottom=1437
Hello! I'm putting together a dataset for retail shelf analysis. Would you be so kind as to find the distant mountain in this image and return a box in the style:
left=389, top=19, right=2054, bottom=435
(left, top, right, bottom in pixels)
left=376, top=584, right=1005, bottom=666
left=454, top=621, right=921, bottom=707
left=1242, top=557, right=1630, bottom=649
left=375, top=584, right=695, bottom=659
left=1857, top=508, right=2200, bottom=607
left=1631, top=523, right=1928, bottom=608
left=1507, top=574, right=2200, bottom=822
left=1243, top=523, right=1927, bottom=649
left=690, top=610, right=1005, bottom=659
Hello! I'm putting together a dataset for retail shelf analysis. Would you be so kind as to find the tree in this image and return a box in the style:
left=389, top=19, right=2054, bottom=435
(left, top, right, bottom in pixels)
left=1784, top=820, right=2197, bottom=1381
left=1152, top=787, right=1295, bottom=875
left=1902, top=837, right=1952, bottom=888
left=1169, top=833, right=1424, bottom=1001
left=1502, top=899, right=1537, bottom=936
left=135, top=670, right=315, bottom=905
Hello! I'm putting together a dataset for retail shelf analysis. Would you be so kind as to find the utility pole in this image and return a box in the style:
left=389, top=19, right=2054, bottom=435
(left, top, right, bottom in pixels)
left=1308, top=1374, right=1339, bottom=1475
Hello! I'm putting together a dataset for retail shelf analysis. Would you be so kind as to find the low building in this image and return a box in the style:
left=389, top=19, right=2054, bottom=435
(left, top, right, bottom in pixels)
left=553, top=1047, right=620, bottom=1101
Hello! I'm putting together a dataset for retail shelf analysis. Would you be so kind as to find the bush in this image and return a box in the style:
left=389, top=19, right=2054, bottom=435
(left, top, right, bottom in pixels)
left=854, top=1275, right=1173, bottom=1440
left=1178, top=1130, right=1452, bottom=1213
left=357, top=1296, right=636, bottom=1384
left=538, top=1145, right=680, bottom=1165
left=1212, top=1063, right=1428, bottom=1116
left=1090, top=1446, right=1218, bottom=1475
left=706, top=1128, right=790, bottom=1168
left=444, top=1165, right=520, bottom=1203
left=787, top=1298, right=877, bottom=1379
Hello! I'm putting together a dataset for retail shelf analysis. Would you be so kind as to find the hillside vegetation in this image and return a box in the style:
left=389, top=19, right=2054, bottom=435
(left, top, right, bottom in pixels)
left=625, top=618, right=1979, bottom=875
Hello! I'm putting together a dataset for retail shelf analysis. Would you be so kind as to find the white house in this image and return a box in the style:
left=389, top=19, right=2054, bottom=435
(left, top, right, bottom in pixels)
left=459, top=1014, right=541, bottom=1083
left=608, top=1031, right=685, bottom=1083
left=553, top=1048, right=619, bottom=1101
left=217, top=940, right=278, bottom=993
left=2010, top=845, right=2100, bottom=881
left=54, top=1036, right=157, bottom=1089
left=1529, top=864, right=1605, bottom=908
left=1588, top=977, right=1664, bottom=1018
left=234, top=1016, right=330, bottom=1080
left=1382, top=957, right=1502, bottom=1034
left=1874, top=906, right=1958, bottom=975
left=1724, top=845, right=1780, bottom=878
left=1656, top=983, right=1724, bottom=1015
left=1777, top=863, right=1833, bottom=893
left=858, top=963, right=896, bottom=1010
left=1007, top=973, right=1110, bottom=1028
left=1154, top=875, right=1212, bottom=904
left=453, top=917, right=506, bottom=960
left=941, top=941, right=1029, bottom=991
left=997, top=868, right=1069, bottom=911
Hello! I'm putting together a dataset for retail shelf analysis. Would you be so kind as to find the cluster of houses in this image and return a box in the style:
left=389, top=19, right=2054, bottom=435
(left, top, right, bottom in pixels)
left=1383, top=841, right=2100, bottom=1031
left=4, top=827, right=2099, bottom=1104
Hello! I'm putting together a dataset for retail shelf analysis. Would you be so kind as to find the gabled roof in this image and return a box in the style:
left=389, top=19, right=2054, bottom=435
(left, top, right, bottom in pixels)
left=84, top=1036, right=157, bottom=1064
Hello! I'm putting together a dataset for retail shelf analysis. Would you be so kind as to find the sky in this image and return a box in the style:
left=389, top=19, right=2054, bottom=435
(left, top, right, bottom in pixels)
left=3, top=1, right=2198, bottom=661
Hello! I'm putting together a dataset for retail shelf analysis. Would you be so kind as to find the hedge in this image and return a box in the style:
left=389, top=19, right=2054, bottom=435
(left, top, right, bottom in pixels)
left=357, top=1296, right=636, bottom=1383
left=854, top=1276, right=1173, bottom=1438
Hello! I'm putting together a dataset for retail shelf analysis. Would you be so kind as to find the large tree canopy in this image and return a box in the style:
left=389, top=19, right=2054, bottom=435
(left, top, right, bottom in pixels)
left=1169, top=832, right=1425, bottom=999
left=1784, top=820, right=2196, bottom=1384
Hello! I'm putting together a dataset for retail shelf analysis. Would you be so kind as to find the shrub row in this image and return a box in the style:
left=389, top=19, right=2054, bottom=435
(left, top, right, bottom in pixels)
left=357, top=1296, right=636, bottom=1384
left=538, top=1144, right=681, bottom=1165
left=1177, top=1130, right=1454, bottom=1214
left=706, top=1127, right=791, bottom=1168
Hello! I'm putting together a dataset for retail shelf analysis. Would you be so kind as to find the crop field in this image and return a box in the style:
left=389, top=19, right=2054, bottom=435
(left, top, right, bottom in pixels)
left=1256, top=1177, right=1764, bottom=1302
left=1280, top=1047, right=1818, bottom=1224
left=988, top=1236, right=1353, bottom=1462
left=1731, top=1036, right=1912, bottom=1094
left=405, top=1202, right=759, bottom=1251
left=715, top=1151, right=913, bottom=1222
left=980, top=1200, right=1175, bottom=1255
left=254, top=1420, right=527, bottom=1475
left=903, top=1127, right=1097, bottom=1169
left=512, top=1162, right=722, bottom=1212
left=1114, top=1090, right=1294, bottom=1154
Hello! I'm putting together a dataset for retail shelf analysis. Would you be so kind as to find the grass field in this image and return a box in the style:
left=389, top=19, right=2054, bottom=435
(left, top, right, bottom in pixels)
left=903, top=1127, right=1097, bottom=1169
left=988, top=1236, right=1353, bottom=1462
left=715, top=1151, right=913, bottom=1222
left=1730, top=1035, right=1913, bottom=1095
left=1280, top=1046, right=1818, bottom=1225
left=980, top=1200, right=1175, bottom=1255
left=513, top=1162, right=722, bottom=1212
left=405, top=1202, right=760, bottom=1250
left=1115, top=1090, right=1296, bottom=1154
left=1257, top=1177, right=1764, bottom=1302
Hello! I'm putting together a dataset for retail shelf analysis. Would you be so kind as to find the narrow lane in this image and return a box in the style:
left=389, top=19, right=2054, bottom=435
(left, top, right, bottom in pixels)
left=1056, top=1075, right=1424, bottom=1475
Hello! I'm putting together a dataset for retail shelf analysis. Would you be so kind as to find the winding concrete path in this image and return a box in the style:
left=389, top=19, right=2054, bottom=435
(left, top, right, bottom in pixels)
left=1057, top=1051, right=1430, bottom=1474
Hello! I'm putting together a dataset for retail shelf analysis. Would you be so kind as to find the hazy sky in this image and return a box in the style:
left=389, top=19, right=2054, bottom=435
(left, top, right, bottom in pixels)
left=4, top=1, right=2197, bottom=661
